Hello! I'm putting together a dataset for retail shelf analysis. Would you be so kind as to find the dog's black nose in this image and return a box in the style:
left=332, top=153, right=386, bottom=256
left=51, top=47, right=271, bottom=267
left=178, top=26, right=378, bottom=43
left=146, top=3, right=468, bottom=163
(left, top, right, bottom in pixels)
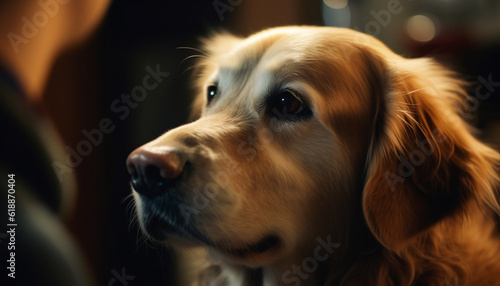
left=126, top=147, right=186, bottom=196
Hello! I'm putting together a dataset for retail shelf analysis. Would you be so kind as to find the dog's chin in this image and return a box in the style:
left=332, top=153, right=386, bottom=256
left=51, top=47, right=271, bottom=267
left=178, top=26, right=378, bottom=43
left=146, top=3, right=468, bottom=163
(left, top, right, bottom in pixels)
left=213, top=234, right=282, bottom=265
left=141, top=218, right=281, bottom=265
left=164, top=234, right=281, bottom=266
left=139, top=216, right=209, bottom=246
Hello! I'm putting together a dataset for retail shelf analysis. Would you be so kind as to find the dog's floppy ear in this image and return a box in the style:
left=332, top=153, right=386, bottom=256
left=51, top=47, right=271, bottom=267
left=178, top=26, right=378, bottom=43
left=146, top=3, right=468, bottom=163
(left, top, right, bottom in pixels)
left=363, top=57, right=500, bottom=251
left=188, top=31, right=243, bottom=121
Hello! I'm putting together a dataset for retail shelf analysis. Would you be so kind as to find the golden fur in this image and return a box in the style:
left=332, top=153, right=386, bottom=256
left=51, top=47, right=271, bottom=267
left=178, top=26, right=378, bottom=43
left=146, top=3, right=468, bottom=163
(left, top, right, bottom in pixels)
left=129, top=26, right=500, bottom=285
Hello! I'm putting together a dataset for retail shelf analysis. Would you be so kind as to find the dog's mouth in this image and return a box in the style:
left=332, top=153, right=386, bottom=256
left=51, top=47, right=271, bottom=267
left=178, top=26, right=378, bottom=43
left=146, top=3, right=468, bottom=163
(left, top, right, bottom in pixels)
left=137, top=196, right=281, bottom=261
left=219, top=235, right=281, bottom=259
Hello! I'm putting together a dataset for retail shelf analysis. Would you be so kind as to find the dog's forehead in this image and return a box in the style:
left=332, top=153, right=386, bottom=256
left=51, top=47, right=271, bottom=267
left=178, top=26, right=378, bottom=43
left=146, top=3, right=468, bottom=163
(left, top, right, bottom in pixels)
left=220, top=32, right=313, bottom=74
left=215, top=33, right=318, bottom=92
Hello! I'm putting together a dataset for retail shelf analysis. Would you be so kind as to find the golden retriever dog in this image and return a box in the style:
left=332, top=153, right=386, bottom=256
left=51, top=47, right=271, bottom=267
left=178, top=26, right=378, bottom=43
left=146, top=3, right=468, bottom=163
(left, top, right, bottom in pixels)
left=126, top=26, right=500, bottom=285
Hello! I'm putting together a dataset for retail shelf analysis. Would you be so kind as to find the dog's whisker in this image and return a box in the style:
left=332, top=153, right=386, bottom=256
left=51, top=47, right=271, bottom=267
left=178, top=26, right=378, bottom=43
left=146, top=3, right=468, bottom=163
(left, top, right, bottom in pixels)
left=177, top=46, right=209, bottom=57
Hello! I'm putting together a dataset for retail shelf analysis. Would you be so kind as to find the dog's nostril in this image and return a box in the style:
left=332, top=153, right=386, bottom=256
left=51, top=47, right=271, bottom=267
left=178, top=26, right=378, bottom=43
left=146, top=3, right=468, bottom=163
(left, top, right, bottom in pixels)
left=144, top=165, right=169, bottom=188
left=130, top=171, right=144, bottom=192
left=129, top=162, right=176, bottom=196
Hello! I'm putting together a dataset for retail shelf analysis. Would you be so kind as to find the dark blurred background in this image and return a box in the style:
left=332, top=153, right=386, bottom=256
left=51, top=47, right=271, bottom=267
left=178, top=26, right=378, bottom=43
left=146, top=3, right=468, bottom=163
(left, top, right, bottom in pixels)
left=39, top=0, right=500, bottom=285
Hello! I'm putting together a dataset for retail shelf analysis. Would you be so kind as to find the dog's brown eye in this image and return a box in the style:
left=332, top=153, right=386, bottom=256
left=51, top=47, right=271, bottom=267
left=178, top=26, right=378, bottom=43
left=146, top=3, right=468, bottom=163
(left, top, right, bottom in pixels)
left=207, top=84, right=218, bottom=105
left=267, top=90, right=312, bottom=121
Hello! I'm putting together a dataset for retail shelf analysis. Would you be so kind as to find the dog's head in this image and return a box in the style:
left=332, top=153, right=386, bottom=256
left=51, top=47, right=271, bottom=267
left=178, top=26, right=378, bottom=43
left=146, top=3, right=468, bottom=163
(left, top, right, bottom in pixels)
left=127, top=27, right=500, bottom=267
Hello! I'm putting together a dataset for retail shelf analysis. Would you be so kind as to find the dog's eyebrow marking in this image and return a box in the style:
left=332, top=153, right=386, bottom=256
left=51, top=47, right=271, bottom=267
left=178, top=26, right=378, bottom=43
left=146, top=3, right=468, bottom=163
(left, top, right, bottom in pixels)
left=217, top=36, right=289, bottom=90
left=234, top=57, right=259, bottom=83
left=218, top=56, right=261, bottom=92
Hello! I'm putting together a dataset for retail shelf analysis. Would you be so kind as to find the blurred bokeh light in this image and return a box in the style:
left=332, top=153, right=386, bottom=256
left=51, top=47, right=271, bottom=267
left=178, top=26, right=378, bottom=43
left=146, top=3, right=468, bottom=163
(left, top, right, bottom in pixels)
left=322, top=0, right=351, bottom=27
left=406, top=15, right=437, bottom=43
